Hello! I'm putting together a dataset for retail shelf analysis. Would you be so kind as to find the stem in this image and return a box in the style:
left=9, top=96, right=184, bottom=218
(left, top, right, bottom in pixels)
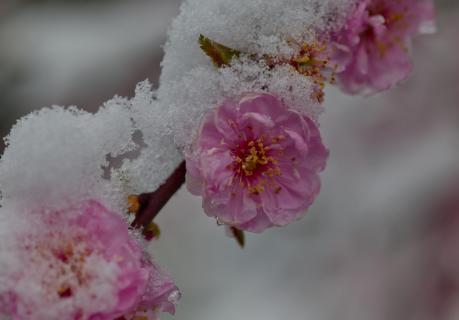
left=131, top=161, right=186, bottom=229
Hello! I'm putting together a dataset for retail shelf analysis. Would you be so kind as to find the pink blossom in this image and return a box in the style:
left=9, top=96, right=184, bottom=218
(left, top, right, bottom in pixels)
left=185, top=93, right=329, bottom=233
left=332, top=0, right=435, bottom=94
left=0, top=200, right=179, bottom=320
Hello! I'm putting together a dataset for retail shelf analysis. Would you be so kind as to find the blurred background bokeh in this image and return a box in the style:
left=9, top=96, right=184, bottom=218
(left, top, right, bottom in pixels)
left=1, top=1, right=458, bottom=319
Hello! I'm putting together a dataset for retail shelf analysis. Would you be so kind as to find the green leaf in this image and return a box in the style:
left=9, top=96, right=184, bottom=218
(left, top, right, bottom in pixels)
left=199, top=34, right=240, bottom=67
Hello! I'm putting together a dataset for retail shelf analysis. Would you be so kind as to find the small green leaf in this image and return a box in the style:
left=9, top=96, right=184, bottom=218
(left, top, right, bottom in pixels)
left=199, top=34, right=240, bottom=67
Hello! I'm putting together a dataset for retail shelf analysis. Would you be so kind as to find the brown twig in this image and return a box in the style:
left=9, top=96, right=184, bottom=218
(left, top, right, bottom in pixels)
left=129, top=160, right=246, bottom=248
left=131, top=161, right=186, bottom=229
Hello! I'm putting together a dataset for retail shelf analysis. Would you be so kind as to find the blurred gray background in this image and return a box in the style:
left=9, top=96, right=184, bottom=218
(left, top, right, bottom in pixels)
left=1, top=1, right=458, bottom=319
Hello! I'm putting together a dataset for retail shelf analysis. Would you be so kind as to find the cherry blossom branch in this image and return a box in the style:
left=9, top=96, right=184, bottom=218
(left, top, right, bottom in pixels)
left=131, top=161, right=186, bottom=229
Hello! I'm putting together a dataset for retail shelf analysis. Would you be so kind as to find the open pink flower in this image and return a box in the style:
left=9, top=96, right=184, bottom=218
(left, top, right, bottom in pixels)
left=0, top=200, right=179, bottom=320
left=332, top=0, right=435, bottom=94
left=186, top=93, right=329, bottom=233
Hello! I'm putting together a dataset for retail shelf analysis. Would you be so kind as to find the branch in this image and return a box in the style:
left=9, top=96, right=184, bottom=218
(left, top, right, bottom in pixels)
left=131, top=161, right=186, bottom=229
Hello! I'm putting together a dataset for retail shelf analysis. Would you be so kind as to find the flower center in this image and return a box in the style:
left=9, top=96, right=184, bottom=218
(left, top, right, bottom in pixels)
left=29, top=233, right=93, bottom=299
left=230, top=135, right=283, bottom=195
left=240, top=140, right=269, bottom=176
